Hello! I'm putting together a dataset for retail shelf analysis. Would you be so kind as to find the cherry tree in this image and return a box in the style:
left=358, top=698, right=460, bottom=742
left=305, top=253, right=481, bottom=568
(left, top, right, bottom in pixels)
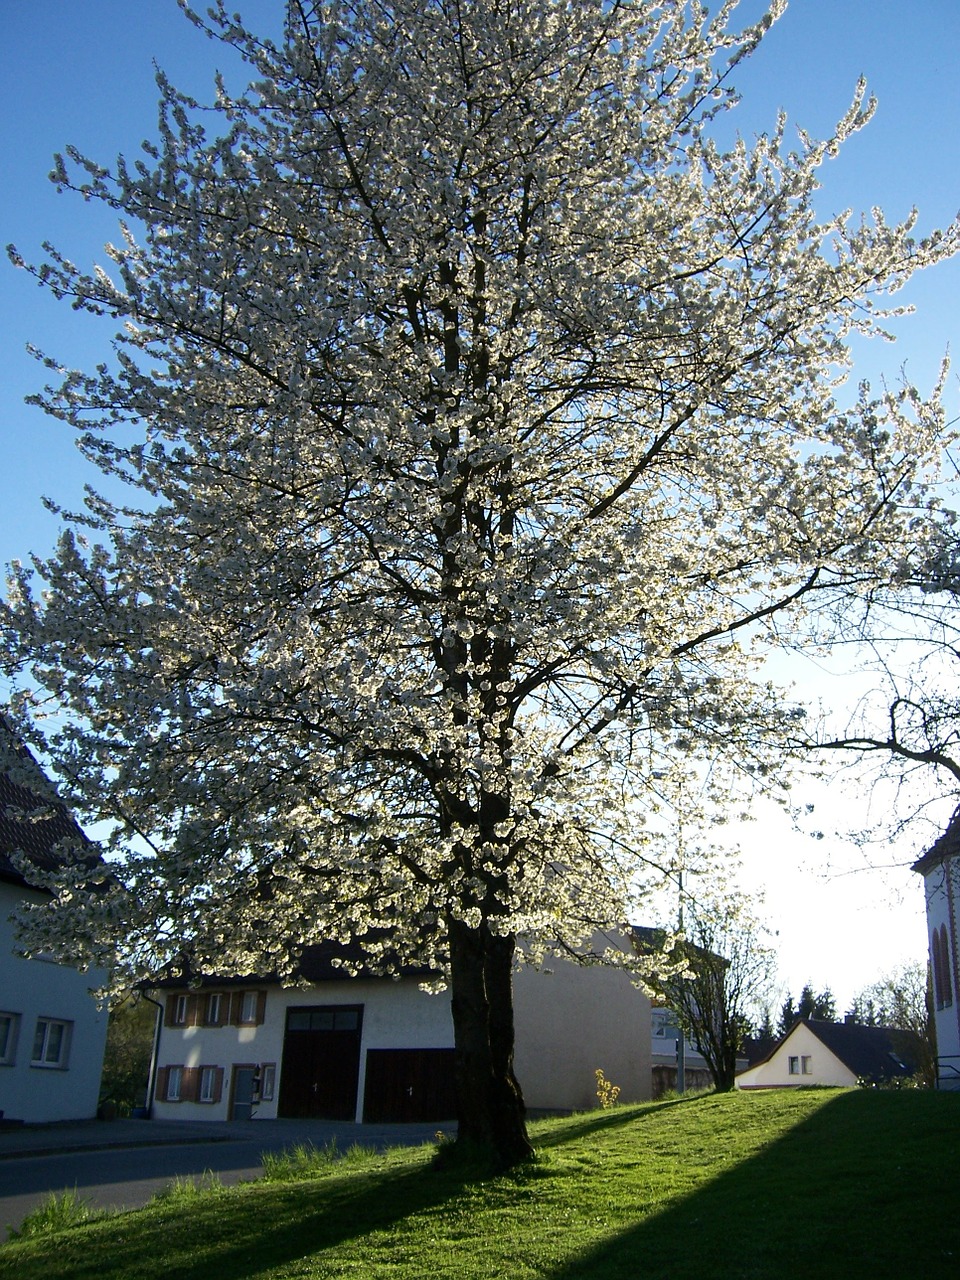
left=3, top=0, right=958, bottom=1165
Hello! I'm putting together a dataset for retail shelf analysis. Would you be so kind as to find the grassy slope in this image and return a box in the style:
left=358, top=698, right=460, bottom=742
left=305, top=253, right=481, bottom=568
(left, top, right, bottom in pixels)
left=2, top=1089, right=958, bottom=1280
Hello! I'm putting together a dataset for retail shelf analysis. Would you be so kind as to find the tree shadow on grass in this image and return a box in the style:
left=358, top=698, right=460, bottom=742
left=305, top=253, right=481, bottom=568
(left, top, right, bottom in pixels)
left=0, top=1153, right=473, bottom=1280
left=546, top=1090, right=960, bottom=1280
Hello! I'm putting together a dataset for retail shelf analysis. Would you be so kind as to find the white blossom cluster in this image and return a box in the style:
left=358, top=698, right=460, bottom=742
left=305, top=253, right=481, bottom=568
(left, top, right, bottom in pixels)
left=3, top=0, right=958, bottom=996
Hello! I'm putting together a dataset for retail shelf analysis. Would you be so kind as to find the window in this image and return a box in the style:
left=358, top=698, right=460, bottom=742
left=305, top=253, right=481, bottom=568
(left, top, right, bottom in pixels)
left=933, top=926, right=953, bottom=1010
left=788, top=1055, right=800, bottom=1075
left=199, top=1066, right=218, bottom=1102
left=0, top=1012, right=20, bottom=1066
left=260, top=1063, right=276, bottom=1102
left=238, top=991, right=264, bottom=1025
left=173, top=994, right=189, bottom=1025
left=166, top=1066, right=183, bottom=1101
left=941, top=927, right=953, bottom=1008
left=205, top=993, right=222, bottom=1026
left=32, top=1018, right=72, bottom=1068
left=286, top=1007, right=360, bottom=1032
left=801, top=1056, right=812, bottom=1075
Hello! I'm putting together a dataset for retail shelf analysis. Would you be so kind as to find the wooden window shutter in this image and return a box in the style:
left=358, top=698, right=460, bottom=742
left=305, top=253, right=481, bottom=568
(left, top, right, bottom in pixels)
left=186, top=994, right=202, bottom=1027
left=156, top=1066, right=168, bottom=1098
left=163, top=997, right=180, bottom=1028
left=213, top=1067, right=224, bottom=1104
left=229, top=992, right=241, bottom=1026
left=255, top=990, right=267, bottom=1025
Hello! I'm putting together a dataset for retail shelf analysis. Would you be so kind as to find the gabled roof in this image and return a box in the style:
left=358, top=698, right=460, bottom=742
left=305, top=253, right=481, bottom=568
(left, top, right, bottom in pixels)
left=912, top=808, right=960, bottom=875
left=0, top=722, right=88, bottom=891
left=804, top=1019, right=920, bottom=1080
left=739, top=1017, right=921, bottom=1082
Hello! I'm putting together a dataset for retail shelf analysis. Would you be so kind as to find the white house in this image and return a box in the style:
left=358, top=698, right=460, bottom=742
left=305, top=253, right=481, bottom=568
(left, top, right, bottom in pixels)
left=148, top=935, right=652, bottom=1123
left=736, top=1018, right=919, bottom=1091
left=0, top=728, right=109, bottom=1124
left=912, top=810, right=960, bottom=1090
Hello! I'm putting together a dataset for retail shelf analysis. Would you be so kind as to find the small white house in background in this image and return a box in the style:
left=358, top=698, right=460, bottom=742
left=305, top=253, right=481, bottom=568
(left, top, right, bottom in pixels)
left=0, top=727, right=109, bottom=1124
left=913, top=810, right=960, bottom=1090
left=736, top=1018, right=920, bottom=1091
left=149, top=935, right=652, bottom=1123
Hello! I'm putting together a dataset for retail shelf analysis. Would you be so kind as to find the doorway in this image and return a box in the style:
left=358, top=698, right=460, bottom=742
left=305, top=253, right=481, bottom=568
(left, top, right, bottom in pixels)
left=362, top=1048, right=457, bottom=1122
left=277, top=1005, right=364, bottom=1120
left=230, top=1064, right=257, bottom=1120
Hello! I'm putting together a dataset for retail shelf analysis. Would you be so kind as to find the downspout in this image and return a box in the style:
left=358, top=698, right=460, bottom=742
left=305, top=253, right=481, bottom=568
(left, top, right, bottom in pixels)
left=140, top=991, right=164, bottom=1119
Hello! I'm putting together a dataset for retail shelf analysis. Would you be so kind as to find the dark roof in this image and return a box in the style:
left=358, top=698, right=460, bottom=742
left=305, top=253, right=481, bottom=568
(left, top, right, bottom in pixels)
left=151, top=936, right=438, bottom=989
left=804, top=1019, right=921, bottom=1080
left=741, top=1034, right=778, bottom=1066
left=740, top=1017, right=921, bottom=1082
left=0, top=722, right=88, bottom=891
left=912, top=808, right=960, bottom=875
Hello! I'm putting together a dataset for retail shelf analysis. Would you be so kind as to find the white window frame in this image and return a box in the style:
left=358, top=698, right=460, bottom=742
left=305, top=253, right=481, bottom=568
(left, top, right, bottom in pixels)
left=239, top=991, right=259, bottom=1024
left=166, top=1065, right=183, bottom=1101
left=260, top=1063, right=276, bottom=1101
left=205, top=993, right=222, bottom=1025
left=801, top=1055, right=812, bottom=1075
left=173, top=994, right=189, bottom=1025
left=0, top=1012, right=20, bottom=1066
left=31, top=1017, right=72, bottom=1068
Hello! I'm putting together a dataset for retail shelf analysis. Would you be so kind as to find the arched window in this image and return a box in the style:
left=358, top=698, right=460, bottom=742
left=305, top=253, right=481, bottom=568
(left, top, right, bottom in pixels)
left=932, top=933, right=944, bottom=1009
left=940, top=926, right=953, bottom=1008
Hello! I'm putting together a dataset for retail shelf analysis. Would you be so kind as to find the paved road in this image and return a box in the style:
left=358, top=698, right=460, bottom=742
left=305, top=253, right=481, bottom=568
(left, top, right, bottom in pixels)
left=0, top=1119, right=451, bottom=1237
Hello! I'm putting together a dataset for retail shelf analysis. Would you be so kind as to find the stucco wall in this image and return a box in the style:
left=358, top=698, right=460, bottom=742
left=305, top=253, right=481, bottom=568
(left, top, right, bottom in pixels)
left=153, top=941, right=652, bottom=1121
left=736, top=1021, right=855, bottom=1090
left=514, top=948, right=651, bottom=1111
left=152, top=976, right=454, bottom=1122
left=920, top=858, right=960, bottom=1087
left=0, top=880, right=109, bottom=1123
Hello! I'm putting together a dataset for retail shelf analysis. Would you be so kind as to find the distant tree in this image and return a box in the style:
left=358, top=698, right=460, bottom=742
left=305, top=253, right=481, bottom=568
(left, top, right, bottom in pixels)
left=778, top=983, right=836, bottom=1035
left=778, top=994, right=797, bottom=1034
left=649, top=895, right=778, bottom=1092
left=754, top=1006, right=777, bottom=1051
left=848, top=962, right=936, bottom=1087
left=99, top=995, right=158, bottom=1113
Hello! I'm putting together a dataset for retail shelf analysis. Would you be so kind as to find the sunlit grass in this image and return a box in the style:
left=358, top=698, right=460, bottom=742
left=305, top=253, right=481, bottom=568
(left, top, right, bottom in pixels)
left=2, top=1089, right=958, bottom=1279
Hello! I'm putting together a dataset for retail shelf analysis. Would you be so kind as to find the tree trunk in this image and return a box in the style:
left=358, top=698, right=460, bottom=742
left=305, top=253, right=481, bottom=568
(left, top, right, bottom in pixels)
left=447, top=916, right=533, bottom=1168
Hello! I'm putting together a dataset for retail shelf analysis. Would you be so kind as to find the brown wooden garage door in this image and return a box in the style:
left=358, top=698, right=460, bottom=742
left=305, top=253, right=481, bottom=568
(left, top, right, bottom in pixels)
left=278, top=1005, right=363, bottom=1120
left=362, top=1048, right=457, bottom=1123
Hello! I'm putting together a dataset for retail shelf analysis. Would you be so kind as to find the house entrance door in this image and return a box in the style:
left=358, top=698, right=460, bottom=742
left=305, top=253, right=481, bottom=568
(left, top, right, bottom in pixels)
left=231, top=1065, right=256, bottom=1120
left=278, top=1005, right=363, bottom=1120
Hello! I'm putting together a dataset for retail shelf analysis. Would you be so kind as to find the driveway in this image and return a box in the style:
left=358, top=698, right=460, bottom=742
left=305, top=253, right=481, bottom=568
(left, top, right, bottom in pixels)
left=0, top=1118, right=451, bottom=1237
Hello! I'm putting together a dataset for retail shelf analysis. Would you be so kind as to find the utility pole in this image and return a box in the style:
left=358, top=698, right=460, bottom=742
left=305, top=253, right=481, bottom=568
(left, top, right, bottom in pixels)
left=676, top=867, right=686, bottom=1094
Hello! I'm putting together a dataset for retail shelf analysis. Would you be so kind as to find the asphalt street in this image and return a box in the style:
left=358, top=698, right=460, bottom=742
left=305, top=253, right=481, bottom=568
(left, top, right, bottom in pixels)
left=0, top=1118, right=451, bottom=1237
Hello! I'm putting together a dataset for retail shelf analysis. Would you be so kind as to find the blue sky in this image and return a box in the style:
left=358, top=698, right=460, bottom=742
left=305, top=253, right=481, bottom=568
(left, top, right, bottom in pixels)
left=2, top=1, right=958, bottom=1007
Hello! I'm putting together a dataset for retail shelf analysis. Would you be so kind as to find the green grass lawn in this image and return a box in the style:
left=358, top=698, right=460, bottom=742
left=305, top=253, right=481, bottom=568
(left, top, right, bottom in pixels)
left=3, top=1088, right=959, bottom=1279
